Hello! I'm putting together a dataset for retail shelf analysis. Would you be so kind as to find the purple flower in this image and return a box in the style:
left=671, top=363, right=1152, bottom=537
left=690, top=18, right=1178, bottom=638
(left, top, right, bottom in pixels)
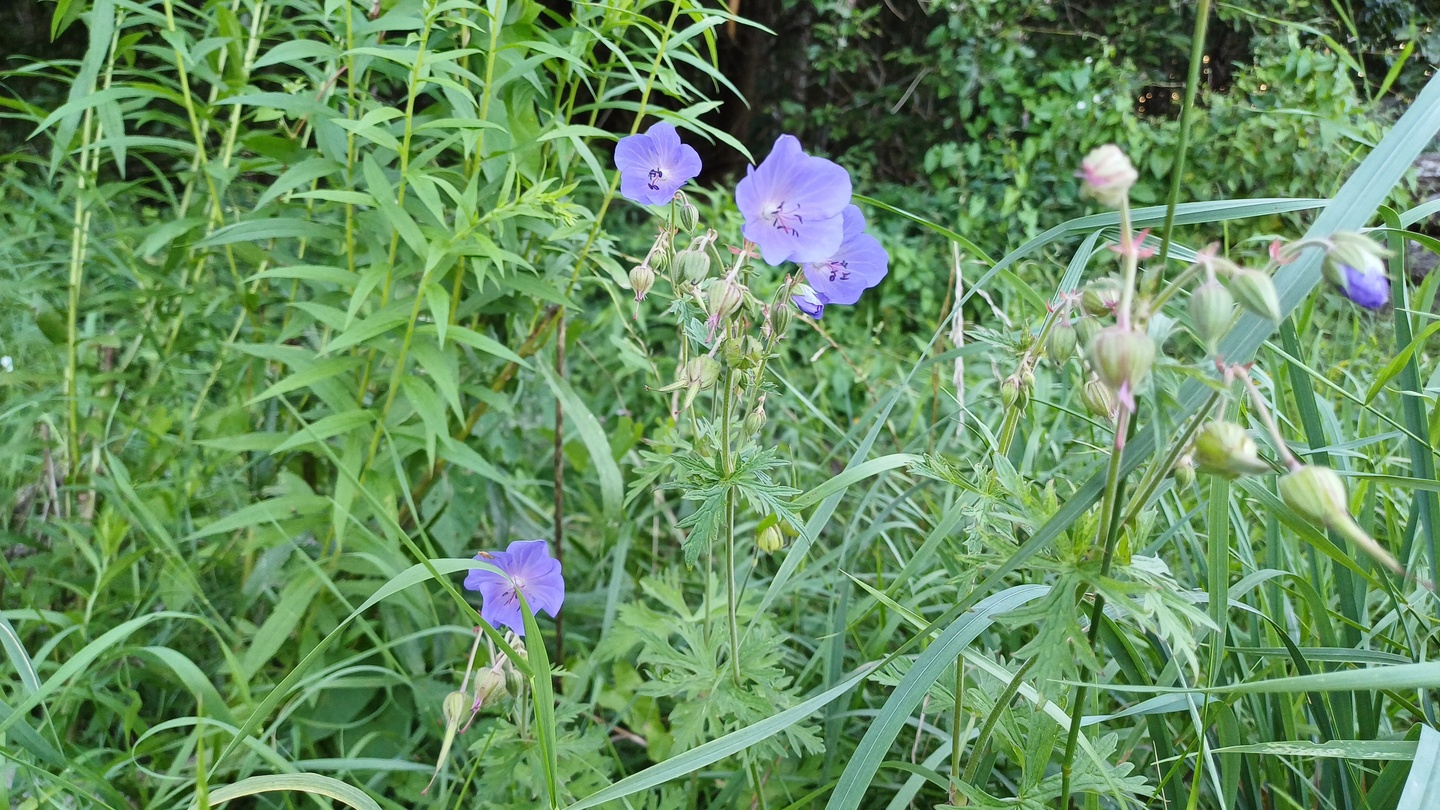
left=1338, top=255, right=1390, bottom=309
left=791, top=285, right=826, bottom=318
left=802, top=205, right=888, bottom=312
left=614, top=122, right=702, bottom=207
left=735, top=134, right=852, bottom=266
left=464, top=539, right=565, bottom=636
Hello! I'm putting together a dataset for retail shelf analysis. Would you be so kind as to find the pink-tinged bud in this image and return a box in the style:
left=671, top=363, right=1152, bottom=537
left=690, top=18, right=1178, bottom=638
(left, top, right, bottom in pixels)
left=1046, top=319, right=1078, bottom=367
left=1086, top=326, right=1156, bottom=395
left=1081, top=279, right=1120, bottom=317
left=705, top=276, right=746, bottom=324
left=1081, top=375, right=1116, bottom=419
left=1079, top=144, right=1138, bottom=209
left=1229, top=268, right=1282, bottom=322
left=1188, top=280, right=1235, bottom=353
left=629, top=264, right=655, bottom=302
left=757, top=521, right=784, bottom=554
left=470, top=666, right=507, bottom=713
left=1193, top=421, right=1270, bottom=478
left=1278, top=465, right=1348, bottom=529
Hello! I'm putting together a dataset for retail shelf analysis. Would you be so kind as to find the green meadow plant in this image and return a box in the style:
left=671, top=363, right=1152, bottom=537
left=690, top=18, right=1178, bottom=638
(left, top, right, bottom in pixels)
left=5, top=1, right=1440, bottom=809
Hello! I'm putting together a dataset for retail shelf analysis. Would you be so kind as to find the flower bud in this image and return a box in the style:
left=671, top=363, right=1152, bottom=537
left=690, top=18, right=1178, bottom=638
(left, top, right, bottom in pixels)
left=650, top=239, right=672, bottom=274
left=1081, top=279, right=1120, bottom=317
left=1074, top=316, right=1101, bottom=349
left=675, top=249, right=710, bottom=284
left=757, top=521, right=784, bottom=554
left=1188, top=280, right=1234, bottom=352
left=1079, top=144, right=1138, bottom=209
left=678, top=355, right=721, bottom=412
left=744, top=399, right=767, bottom=435
left=723, top=334, right=763, bottom=370
left=1323, top=233, right=1390, bottom=310
left=470, top=666, right=507, bottom=713
left=1229, top=268, right=1282, bottom=323
left=769, top=301, right=793, bottom=337
left=443, top=690, right=468, bottom=724
left=1173, top=454, right=1196, bottom=489
left=1192, top=421, right=1270, bottom=478
left=1086, top=326, right=1155, bottom=394
left=1278, top=465, right=1349, bottom=529
left=1081, top=375, right=1116, bottom=419
left=629, top=264, right=655, bottom=302
left=679, top=201, right=700, bottom=232
left=1046, top=320, right=1077, bottom=367
left=1000, top=374, right=1026, bottom=409
left=705, top=276, right=747, bottom=329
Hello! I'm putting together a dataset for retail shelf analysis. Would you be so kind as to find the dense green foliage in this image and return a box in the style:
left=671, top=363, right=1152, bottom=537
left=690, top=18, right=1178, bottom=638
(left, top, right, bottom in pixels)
left=2, top=1, right=1440, bottom=809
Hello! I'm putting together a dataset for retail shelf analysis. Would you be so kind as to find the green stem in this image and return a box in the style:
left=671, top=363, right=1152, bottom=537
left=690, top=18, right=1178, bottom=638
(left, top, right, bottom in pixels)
left=1151, top=0, right=1213, bottom=286
left=960, top=655, right=1039, bottom=787
left=721, top=363, right=741, bottom=684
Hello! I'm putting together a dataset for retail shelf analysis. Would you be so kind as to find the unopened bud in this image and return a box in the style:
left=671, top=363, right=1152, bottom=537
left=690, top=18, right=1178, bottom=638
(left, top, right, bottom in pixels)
left=1081, top=375, right=1116, bottom=419
left=1188, top=280, right=1235, bottom=352
left=769, top=301, right=793, bottom=337
left=1278, top=465, right=1349, bottom=529
left=629, top=264, right=655, bottom=302
left=1074, top=316, right=1101, bottom=349
left=1323, top=233, right=1390, bottom=309
left=1086, top=326, right=1155, bottom=394
left=1000, top=374, right=1026, bottom=409
left=679, top=355, right=721, bottom=412
left=1193, top=421, right=1270, bottom=478
left=1078, top=144, right=1138, bottom=209
left=650, top=239, right=672, bottom=274
left=470, top=666, right=507, bottom=713
left=1081, top=279, right=1120, bottom=317
left=706, top=276, right=746, bottom=325
left=1046, top=320, right=1078, bottom=366
left=1173, top=454, right=1196, bottom=489
left=757, top=521, right=784, bottom=554
left=1229, top=268, right=1282, bottom=322
left=744, top=400, right=767, bottom=434
left=679, top=201, right=700, bottom=232
left=675, top=249, right=710, bottom=284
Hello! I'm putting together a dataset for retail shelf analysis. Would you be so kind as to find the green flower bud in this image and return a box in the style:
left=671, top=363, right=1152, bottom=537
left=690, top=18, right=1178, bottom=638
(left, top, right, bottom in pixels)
left=1081, top=375, right=1116, bottom=419
left=470, top=666, right=507, bottom=712
left=1000, top=374, right=1026, bottom=409
left=744, top=399, right=767, bottom=435
left=1086, top=326, right=1155, bottom=394
left=757, top=521, right=785, bottom=554
left=723, top=334, right=763, bottom=370
left=1173, top=454, right=1196, bottom=489
left=650, top=239, right=672, bottom=274
left=1081, top=279, right=1120, bottom=317
left=1193, top=421, right=1270, bottom=478
left=705, top=276, right=746, bottom=325
left=1046, top=320, right=1078, bottom=366
left=1278, top=465, right=1349, bottom=529
left=769, top=301, right=793, bottom=338
left=675, top=249, right=710, bottom=284
left=629, top=264, right=655, bottom=302
left=679, top=201, right=700, bottom=232
left=1074, top=316, right=1101, bottom=349
left=1229, top=268, right=1282, bottom=322
left=442, top=689, right=468, bottom=725
left=1188, top=280, right=1235, bottom=352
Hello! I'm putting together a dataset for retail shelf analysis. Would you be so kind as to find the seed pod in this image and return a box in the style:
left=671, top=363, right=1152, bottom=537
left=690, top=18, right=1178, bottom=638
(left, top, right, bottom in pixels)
left=629, top=264, right=655, bottom=302
left=1173, top=454, right=1196, bottom=489
left=1192, top=421, right=1270, bottom=478
left=1188, top=280, right=1234, bottom=352
left=1046, top=319, right=1078, bottom=366
left=1086, top=326, right=1155, bottom=393
left=470, top=666, right=507, bottom=713
left=1081, top=375, right=1116, bottom=419
left=1074, top=316, right=1101, bottom=349
left=1229, top=268, right=1282, bottom=322
left=706, top=276, right=746, bottom=324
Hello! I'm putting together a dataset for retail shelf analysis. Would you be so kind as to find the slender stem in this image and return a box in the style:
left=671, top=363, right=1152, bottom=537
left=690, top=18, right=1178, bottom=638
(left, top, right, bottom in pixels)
left=553, top=315, right=566, bottom=666
left=1117, top=199, right=1139, bottom=330
left=1240, top=373, right=1300, bottom=470
left=1151, top=0, right=1213, bottom=285
left=960, top=655, right=1040, bottom=787
left=949, top=655, right=964, bottom=800
left=721, top=363, right=741, bottom=684
left=1148, top=260, right=1205, bottom=314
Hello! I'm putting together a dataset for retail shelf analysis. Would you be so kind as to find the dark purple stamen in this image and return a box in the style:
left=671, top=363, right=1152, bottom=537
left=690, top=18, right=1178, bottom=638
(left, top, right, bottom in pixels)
left=647, top=168, right=664, bottom=191
left=827, top=260, right=850, bottom=282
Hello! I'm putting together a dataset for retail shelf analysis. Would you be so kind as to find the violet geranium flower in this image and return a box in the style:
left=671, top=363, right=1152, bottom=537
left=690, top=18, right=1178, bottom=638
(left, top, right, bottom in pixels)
left=614, top=122, right=702, bottom=207
left=464, top=539, right=565, bottom=636
left=735, top=134, right=852, bottom=266
left=793, top=205, right=888, bottom=318
left=1336, top=253, right=1390, bottom=309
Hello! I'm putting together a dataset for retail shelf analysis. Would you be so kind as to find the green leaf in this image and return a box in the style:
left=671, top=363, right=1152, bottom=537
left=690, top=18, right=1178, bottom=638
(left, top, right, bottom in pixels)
left=190, top=774, right=382, bottom=810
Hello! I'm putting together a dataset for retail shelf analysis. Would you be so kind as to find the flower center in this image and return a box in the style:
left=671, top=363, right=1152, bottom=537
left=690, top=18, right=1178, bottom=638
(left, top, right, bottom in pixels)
left=763, top=200, right=803, bottom=237
left=824, top=260, right=850, bottom=283
left=647, top=167, right=665, bottom=191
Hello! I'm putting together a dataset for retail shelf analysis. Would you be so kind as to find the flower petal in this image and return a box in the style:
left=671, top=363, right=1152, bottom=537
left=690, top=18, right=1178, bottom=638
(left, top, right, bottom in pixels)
left=804, top=205, right=888, bottom=306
